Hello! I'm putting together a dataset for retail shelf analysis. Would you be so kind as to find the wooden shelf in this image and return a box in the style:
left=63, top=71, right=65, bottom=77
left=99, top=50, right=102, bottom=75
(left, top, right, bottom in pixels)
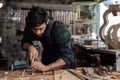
left=72, top=1, right=98, bottom=5
left=74, top=19, right=98, bottom=24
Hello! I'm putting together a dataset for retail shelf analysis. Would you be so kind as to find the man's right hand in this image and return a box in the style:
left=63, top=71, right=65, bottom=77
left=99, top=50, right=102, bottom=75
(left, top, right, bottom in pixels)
left=28, top=45, right=38, bottom=62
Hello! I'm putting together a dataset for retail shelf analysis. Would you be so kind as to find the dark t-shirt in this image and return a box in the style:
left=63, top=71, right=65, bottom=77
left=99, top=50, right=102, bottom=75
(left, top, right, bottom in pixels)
left=22, top=20, right=74, bottom=69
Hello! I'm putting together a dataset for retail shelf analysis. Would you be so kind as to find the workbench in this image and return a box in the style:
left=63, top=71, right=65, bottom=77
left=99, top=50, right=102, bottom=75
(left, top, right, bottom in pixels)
left=74, top=44, right=117, bottom=67
left=0, top=69, right=78, bottom=80
left=0, top=68, right=120, bottom=80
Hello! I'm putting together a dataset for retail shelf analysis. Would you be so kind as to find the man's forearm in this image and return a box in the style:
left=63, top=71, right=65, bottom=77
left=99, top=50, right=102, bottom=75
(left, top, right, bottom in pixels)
left=46, top=58, right=66, bottom=71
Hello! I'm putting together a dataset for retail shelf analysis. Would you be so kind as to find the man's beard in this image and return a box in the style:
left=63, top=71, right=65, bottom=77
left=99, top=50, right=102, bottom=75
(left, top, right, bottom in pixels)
left=34, top=33, right=43, bottom=37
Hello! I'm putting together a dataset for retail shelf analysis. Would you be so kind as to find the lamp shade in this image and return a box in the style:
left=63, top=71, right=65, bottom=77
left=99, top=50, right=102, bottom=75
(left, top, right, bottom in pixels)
left=0, top=2, right=3, bottom=8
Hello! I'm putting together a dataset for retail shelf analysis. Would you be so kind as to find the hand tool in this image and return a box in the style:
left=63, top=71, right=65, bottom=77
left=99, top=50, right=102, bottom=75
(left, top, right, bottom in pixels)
left=21, top=68, right=36, bottom=76
left=68, top=69, right=91, bottom=80
left=81, top=68, right=94, bottom=79
left=68, top=69, right=85, bottom=80
left=31, top=67, right=35, bottom=75
left=93, top=65, right=108, bottom=76
left=31, top=40, right=43, bottom=75
left=93, top=68, right=104, bottom=76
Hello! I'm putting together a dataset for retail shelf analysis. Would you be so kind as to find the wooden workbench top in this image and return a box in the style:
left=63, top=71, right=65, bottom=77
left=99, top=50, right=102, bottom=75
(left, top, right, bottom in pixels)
left=0, top=69, right=79, bottom=80
left=0, top=68, right=120, bottom=80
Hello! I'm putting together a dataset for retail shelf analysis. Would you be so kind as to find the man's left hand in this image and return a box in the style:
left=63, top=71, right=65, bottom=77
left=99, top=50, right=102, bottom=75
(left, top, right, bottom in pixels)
left=31, top=61, right=49, bottom=71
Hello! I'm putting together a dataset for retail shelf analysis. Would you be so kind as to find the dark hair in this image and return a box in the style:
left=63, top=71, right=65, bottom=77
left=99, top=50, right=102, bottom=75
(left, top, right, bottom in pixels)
left=26, top=7, right=48, bottom=28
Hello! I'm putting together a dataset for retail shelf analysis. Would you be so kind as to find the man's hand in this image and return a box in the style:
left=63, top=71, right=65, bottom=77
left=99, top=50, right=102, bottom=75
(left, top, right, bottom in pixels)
left=31, top=58, right=66, bottom=72
left=28, top=45, right=38, bottom=62
left=31, top=61, right=49, bottom=71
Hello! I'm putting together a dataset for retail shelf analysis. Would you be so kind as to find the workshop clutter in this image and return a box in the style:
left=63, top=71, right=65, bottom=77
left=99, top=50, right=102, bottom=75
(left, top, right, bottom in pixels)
left=0, top=33, right=27, bottom=70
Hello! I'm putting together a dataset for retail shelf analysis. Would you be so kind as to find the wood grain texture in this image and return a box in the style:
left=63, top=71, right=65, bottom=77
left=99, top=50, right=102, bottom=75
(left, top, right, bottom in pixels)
left=0, top=68, right=120, bottom=80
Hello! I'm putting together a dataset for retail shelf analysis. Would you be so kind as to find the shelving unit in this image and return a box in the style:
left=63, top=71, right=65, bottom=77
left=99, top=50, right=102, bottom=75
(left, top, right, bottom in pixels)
left=71, top=1, right=99, bottom=46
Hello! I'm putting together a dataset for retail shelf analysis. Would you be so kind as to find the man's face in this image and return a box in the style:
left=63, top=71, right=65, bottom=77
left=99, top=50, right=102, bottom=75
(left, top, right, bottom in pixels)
left=32, top=23, right=47, bottom=37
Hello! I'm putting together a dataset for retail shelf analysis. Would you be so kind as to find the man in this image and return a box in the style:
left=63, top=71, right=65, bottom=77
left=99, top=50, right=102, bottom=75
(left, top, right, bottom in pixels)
left=22, top=7, right=74, bottom=72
